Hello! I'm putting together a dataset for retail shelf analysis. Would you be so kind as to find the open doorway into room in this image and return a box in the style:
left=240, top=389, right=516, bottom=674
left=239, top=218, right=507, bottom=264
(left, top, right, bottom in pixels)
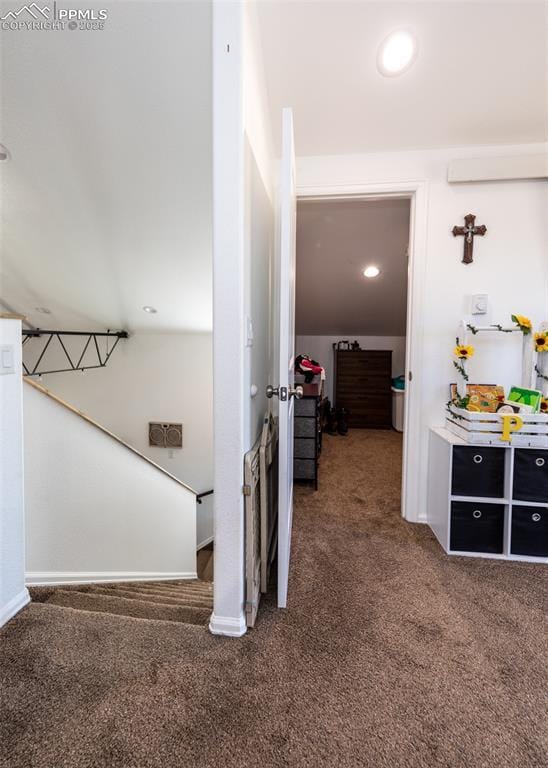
left=293, top=196, right=411, bottom=514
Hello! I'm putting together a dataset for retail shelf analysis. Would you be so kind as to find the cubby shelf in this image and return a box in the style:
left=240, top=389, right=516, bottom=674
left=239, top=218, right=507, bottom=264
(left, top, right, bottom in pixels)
left=427, top=427, right=548, bottom=564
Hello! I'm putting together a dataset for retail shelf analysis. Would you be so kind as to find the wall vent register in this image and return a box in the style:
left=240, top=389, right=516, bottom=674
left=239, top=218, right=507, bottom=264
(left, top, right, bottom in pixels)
left=149, top=422, right=183, bottom=449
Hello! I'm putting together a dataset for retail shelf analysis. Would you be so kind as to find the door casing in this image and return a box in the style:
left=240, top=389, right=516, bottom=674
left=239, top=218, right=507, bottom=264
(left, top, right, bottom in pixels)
left=296, top=180, right=429, bottom=523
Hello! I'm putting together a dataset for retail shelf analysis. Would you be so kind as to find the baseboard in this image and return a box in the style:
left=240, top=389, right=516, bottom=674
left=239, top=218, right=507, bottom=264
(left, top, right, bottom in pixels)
left=25, top=571, right=198, bottom=586
left=0, top=588, right=30, bottom=627
left=209, top=612, right=247, bottom=637
left=196, top=535, right=214, bottom=551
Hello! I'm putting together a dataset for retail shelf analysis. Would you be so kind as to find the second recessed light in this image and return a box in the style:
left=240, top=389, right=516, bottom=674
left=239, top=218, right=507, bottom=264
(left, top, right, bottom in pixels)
left=363, top=266, right=381, bottom=278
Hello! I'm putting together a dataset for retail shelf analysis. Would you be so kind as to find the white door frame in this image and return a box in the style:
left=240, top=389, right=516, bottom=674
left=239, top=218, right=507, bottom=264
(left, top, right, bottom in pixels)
left=296, top=180, right=429, bottom=523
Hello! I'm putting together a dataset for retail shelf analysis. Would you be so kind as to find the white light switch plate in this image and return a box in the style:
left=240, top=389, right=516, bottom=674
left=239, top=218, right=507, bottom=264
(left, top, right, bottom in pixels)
left=471, top=294, right=488, bottom=315
left=245, top=316, right=254, bottom=347
left=0, top=345, right=15, bottom=374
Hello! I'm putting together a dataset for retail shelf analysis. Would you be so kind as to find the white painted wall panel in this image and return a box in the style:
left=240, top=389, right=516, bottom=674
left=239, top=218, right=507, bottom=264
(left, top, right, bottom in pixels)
left=24, top=383, right=197, bottom=581
left=25, top=332, right=213, bottom=547
left=0, top=319, right=29, bottom=626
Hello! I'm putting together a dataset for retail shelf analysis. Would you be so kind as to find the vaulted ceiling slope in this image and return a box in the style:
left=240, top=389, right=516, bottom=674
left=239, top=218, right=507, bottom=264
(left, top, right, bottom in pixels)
left=257, top=0, right=548, bottom=156
left=296, top=198, right=410, bottom=336
left=0, top=1, right=212, bottom=333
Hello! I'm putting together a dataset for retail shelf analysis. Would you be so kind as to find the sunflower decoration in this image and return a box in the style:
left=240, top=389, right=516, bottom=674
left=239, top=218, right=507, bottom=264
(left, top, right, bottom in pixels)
left=454, top=344, right=475, bottom=360
left=534, top=332, right=548, bottom=352
left=512, top=314, right=532, bottom=335
left=453, top=341, right=474, bottom=383
left=540, top=397, right=548, bottom=414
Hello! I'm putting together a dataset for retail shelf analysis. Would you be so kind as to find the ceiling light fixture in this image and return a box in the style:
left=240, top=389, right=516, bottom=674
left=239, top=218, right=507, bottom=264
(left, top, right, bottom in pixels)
left=0, top=143, right=10, bottom=162
left=363, top=266, right=381, bottom=279
left=377, top=29, right=418, bottom=77
left=142, top=305, right=157, bottom=314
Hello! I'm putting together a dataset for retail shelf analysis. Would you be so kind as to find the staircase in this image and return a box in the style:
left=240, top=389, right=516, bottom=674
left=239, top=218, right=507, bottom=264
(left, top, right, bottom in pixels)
left=30, top=579, right=213, bottom=626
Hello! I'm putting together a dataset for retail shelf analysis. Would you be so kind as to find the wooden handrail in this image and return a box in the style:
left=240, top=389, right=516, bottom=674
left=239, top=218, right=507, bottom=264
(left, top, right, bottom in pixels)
left=24, top=377, right=197, bottom=495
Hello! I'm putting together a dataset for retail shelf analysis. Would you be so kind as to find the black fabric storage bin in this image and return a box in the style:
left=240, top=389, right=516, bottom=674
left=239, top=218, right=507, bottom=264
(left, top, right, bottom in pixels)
left=450, top=501, right=505, bottom=553
left=451, top=446, right=505, bottom=498
left=511, top=506, right=548, bottom=557
left=513, top=450, right=548, bottom=503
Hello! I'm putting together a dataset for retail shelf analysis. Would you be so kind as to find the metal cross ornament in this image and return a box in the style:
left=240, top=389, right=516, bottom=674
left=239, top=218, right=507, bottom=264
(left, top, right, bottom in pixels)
left=452, top=213, right=487, bottom=264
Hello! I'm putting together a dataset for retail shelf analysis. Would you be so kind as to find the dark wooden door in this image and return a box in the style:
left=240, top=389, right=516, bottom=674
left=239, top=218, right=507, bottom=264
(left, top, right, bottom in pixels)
left=335, top=350, right=392, bottom=428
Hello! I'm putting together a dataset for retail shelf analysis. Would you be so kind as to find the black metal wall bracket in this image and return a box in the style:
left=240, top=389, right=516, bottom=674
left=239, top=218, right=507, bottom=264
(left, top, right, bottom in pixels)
left=22, top=329, right=129, bottom=377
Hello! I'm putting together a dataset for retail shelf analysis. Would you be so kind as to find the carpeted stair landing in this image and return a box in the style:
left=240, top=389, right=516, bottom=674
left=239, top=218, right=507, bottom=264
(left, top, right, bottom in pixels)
left=29, top=580, right=213, bottom=626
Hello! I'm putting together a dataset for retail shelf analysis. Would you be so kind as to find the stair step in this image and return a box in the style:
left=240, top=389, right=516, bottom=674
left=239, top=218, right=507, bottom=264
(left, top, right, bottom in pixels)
left=197, top=550, right=213, bottom=582
left=99, top=582, right=213, bottom=600
left=125, top=581, right=213, bottom=595
left=45, top=590, right=212, bottom=626
left=88, top=585, right=213, bottom=609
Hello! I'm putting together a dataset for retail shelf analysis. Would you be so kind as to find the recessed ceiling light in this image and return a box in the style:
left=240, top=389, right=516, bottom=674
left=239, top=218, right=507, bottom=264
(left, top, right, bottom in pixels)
left=35, top=307, right=52, bottom=314
left=0, top=143, right=10, bottom=162
left=377, top=29, right=418, bottom=77
left=363, top=266, right=381, bottom=278
left=142, top=305, right=157, bottom=314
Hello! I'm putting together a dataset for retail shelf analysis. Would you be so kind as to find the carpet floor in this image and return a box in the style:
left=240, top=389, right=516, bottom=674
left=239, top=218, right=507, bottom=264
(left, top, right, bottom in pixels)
left=1, top=430, right=547, bottom=768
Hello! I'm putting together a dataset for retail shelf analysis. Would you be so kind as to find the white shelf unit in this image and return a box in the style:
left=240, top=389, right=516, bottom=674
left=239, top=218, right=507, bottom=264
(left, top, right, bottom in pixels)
left=427, top=427, right=548, bottom=564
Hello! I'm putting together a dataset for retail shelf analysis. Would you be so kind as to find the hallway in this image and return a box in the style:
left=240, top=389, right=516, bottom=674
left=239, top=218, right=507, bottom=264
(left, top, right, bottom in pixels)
left=1, top=431, right=546, bottom=768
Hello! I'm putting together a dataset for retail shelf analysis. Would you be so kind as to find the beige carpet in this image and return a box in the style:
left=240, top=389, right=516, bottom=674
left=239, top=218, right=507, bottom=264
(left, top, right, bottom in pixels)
left=1, top=430, right=547, bottom=768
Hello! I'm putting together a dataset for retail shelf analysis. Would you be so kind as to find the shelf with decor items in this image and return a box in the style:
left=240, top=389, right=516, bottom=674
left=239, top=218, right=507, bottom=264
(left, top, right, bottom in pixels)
left=427, top=428, right=548, bottom=564
left=446, top=316, right=548, bottom=447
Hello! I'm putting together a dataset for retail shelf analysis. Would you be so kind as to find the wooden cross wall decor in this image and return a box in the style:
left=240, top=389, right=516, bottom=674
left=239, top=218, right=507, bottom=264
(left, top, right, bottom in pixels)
left=452, top=213, right=487, bottom=264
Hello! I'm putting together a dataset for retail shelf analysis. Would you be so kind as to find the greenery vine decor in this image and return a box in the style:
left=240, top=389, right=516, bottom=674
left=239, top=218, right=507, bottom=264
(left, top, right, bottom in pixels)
left=446, top=394, right=471, bottom=421
left=535, top=364, right=548, bottom=383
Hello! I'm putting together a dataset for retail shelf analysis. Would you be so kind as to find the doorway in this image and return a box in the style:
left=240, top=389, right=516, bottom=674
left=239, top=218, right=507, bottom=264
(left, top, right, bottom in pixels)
left=293, top=187, right=422, bottom=520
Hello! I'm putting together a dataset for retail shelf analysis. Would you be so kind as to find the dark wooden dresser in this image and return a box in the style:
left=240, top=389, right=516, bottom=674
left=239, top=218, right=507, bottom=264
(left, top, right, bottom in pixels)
left=294, top=383, right=324, bottom=489
left=334, top=350, right=392, bottom=428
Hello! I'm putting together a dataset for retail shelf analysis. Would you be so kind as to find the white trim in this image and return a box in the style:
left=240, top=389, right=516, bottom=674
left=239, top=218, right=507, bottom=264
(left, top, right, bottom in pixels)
left=448, top=154, right=548, bottom=183
left=211, top=0, right=247, bottom=637
left=196, top=535, right=214, bottom=551
left=209, top=612, right=247, bottom=637
left=0, top=588, right=30, bottom=627
left=297, top=179, right=429, bottom=524
left=25, top=571, right=197, bottom=586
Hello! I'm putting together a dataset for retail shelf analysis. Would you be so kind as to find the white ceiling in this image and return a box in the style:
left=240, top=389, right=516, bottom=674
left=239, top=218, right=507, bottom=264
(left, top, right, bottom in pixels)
left=0, top=1, right=212, bottom=333
left=257, top=0, right=548, bottom=156
left=296, top=197, right=410, bottom=336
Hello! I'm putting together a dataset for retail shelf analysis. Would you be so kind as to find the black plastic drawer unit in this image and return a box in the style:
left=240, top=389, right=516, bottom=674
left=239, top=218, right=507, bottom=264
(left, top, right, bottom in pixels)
left=450, top=502, right=505, bottom=554
left=511, top=506, right=548, bottom=557
left=451, top=446, right=505, bottom=498
left=513, top=450, right=548, bottom=504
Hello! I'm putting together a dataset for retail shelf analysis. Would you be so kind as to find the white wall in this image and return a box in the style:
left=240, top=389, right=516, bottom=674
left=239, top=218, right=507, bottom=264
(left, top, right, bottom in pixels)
left=211, top=1, right=276, bottom=636
left=0, top=319, right=29, bottom=626
left=24, top=382, right=197, bottom=582
left=243, top=2, right=276, bottom=449
left=297, top=143, right=548, bottom=522
left=24, top=332, right=214, bottom=548
left=296, top=335, right=406, bottom=402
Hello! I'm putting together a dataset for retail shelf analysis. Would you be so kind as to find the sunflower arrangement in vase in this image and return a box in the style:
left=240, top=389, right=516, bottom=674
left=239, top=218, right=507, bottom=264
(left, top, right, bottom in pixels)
left=534, top=331, right=548, bottom=353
